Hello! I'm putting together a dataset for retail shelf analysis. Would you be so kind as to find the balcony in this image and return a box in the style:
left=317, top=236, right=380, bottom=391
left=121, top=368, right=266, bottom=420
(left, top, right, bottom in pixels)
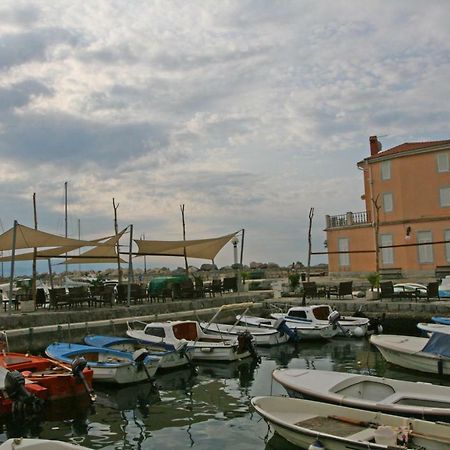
left=326, top=211, right=371, bottom=229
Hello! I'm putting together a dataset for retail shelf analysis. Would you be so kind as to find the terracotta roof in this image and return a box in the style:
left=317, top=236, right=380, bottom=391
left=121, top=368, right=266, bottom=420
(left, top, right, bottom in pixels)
left=370, top=139, right=450, bottom=160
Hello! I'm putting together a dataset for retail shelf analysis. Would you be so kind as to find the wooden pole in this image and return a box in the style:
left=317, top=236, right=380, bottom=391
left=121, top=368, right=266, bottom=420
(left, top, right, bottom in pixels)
left=306, top=207, right=314, bottom=282
left=32, top=193, right=37, bottom=310
left=8, top=220, right=18, bottom=315
left=127, top=224, right=133, bottom=307
left=180, top=204, right=189, bottom=275
left=64, top=182, right=68, bottom=278
left=113, top=198, right=123, bottom=284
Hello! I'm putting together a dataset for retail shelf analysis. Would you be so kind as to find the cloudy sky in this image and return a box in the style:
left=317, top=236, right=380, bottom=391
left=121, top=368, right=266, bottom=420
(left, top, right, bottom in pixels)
left=1, top=0, right=449, bottom=273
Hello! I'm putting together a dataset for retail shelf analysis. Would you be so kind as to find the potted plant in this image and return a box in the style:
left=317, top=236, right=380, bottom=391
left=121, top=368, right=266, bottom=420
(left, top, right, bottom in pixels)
left=366, top=272, right=380, bottom=300
left=288, top=273, right=301, bottom=293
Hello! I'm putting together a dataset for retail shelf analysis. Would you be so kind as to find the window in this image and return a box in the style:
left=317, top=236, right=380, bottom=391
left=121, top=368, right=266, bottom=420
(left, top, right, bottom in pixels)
left=380, top=234, right=394, bottom=265
left=383, top=192, right=393, bottom=212
left=437, top=153, right=449, bottom=172
left=145, top=327, right=166, bottom=338
left=417, top=231, right=433, bottom=263
left=440, top=187, right=450, bottom=207
left=338, top=237, right=350, bottom=267
left=445, top=230, right=450, bottom=262
left=381, top=160, right=391, bottom=180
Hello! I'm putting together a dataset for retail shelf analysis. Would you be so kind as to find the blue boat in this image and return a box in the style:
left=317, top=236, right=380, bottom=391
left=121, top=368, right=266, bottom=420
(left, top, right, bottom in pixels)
left=46, top=342, right=160, bottom=384
left=432, top=316, right=450, bottom=326
left=84, top=335, right=191, bottom=370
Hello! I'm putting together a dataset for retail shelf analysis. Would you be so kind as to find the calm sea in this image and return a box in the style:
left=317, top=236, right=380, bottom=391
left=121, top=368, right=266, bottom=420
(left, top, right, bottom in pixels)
left=1, top=337, right=448, bottom=449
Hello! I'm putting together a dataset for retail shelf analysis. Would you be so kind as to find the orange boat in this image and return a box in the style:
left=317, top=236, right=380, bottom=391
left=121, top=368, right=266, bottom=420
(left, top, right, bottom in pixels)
left=0, top=352, right=94, bottom=402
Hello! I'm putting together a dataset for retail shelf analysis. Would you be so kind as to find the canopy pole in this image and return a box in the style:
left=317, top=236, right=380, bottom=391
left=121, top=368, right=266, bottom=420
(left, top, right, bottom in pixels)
left=32, top=193, right=38, bottom=310
left=48, top=259, right=54, bottom=290
left=113, top=198, right=123, bottom=285
left=64, top=181, right=68, bottom=278
left=8, top=220, right=18, bottom=315
left=239, top=229, right=245, bottom=292
left=127, top=224, right=133, bottom=307
left=180, top=204, right=189, bottom=276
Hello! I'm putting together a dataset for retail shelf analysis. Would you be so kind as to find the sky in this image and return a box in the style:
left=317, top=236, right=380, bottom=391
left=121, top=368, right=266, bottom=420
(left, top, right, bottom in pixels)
left=1, top=0, right=449, bottom=275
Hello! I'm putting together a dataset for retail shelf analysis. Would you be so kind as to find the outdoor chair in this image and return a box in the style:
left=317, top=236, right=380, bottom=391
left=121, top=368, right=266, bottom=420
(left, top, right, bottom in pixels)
left=222, top=277, right=238, bottom=293
left=301, top=282, right=326, bottom=304
left=178, top=279, right=195, bottom=299
left=91, top=285, right=115, bottom=307
left=35, top=288, right=48, bottom=308
left=193, top=277, right=205, bottom=298
left=327, top=281, right=353, bottom=300
left=379, top=281, right=408, bottom=301
left=49, top=288, right=71, bottom=309
left=207, top=279, right=223, bottom=297
left=424, top=281, right=440, bottom=301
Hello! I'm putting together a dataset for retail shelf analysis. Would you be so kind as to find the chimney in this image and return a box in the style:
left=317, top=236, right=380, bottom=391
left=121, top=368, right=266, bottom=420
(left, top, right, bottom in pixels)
left=369, top=135, right=381, bottom=156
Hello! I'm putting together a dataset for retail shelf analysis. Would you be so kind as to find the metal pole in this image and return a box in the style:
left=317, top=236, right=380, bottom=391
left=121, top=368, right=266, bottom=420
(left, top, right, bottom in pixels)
left=307, top=207, right=314, bottom=282
left=32, top=193, right=38, bottom=310
left=113, top=198, right=122, bottom=285
left=8, top=220, right=18, bottom=315
left=127, top=225, right=133, bottom=307
left=64, top=181, right=68, bottom=277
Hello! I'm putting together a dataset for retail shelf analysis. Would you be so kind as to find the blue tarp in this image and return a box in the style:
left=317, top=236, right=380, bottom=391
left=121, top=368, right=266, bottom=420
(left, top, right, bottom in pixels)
left=422, top=332, right=450, bottom=358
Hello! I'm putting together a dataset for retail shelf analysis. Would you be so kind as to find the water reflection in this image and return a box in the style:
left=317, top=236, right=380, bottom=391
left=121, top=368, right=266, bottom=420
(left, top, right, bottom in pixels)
left=1, top=338, right=446, bottom=449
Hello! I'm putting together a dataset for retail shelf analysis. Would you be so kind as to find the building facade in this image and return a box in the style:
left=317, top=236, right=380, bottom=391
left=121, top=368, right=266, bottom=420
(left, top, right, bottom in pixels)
left=325, top=137, right=450, bottom=278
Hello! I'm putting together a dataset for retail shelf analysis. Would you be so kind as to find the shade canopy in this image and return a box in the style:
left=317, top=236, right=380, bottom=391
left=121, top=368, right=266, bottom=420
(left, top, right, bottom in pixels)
left=0, top=223, right=109, bottom=251
left=134, top=231, right=239, bottom=260
left=63, top=229, right=127, bottom=264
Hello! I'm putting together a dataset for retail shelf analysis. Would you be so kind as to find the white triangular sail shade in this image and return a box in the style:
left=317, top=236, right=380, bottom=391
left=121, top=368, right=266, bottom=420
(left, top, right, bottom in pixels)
left=134, top=232, right=238, bottom=260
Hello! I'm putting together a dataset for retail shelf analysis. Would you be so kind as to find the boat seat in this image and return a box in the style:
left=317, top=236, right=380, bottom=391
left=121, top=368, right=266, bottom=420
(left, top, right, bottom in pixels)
left=347, top=428, right=376, bottom=442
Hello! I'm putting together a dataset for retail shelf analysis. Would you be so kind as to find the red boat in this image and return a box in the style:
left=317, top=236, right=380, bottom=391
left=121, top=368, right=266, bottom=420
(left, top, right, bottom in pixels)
left=0, top=352, right=94, bottom=402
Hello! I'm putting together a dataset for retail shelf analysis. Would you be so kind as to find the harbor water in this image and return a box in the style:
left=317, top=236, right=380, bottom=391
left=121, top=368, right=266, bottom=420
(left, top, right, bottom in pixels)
left=1, top=336, right=449, bottom=449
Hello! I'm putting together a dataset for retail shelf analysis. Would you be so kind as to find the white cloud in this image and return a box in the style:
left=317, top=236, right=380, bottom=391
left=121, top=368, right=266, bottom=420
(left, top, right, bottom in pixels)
left=1, top=0, right=449, bottom=271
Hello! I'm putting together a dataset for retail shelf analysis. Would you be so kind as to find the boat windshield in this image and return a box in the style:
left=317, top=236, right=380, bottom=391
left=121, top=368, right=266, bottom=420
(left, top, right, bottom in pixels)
left=312, top=306, right=331, bottom=320
left=145, top=327, right=166, bottom=338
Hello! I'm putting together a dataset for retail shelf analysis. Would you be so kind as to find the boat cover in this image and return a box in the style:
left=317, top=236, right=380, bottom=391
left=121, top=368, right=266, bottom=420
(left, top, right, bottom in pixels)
left=422, top=332, right=450, bottom=358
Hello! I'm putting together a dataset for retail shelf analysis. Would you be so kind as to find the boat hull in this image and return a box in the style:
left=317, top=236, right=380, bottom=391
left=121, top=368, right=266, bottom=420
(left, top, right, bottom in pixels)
left=273, top=368, right=450, bottom=421
left=370, top=335, right=450, bottom=376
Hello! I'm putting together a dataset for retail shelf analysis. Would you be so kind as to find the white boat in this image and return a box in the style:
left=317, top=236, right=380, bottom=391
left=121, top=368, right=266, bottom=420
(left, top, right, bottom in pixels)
left=370, top=333, right=450, bottom=376
left=270, top=304, right=369, bottom=337
left=252, top=396, right=450, bottom=450
left=199, top=321, right=288, bottom=346
left=0, top=438, right=91, bottom=449
left=126, top=320, right=254, bottom=362
left=417, top=322, right=450, bottom=337
left=199, top=302, right=288, bottom=346
left=439, top=275, right=450, bottom=298
left=236, top=314, right=338, bottom=340
left=272, top=368, right=450, bottom=420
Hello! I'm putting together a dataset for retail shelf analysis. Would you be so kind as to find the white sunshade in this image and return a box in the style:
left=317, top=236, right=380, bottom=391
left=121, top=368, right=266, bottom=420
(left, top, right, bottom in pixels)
left=134, top=231, right=239, bottom=260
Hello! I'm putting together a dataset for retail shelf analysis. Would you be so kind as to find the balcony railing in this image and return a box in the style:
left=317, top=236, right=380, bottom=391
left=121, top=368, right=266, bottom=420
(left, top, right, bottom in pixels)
left=326, top=211, right=371, bottom=229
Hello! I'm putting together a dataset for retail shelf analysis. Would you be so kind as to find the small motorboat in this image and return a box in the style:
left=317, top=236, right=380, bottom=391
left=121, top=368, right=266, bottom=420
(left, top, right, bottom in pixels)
left=370, top=333, right=450, bottom=376
left=126, top=320, right=255, bottom=362
left=0, top=438, right=91, bottom=449
left=432, top=316, right=450, bottom=325
left=199, top=302, right=288, bottom=346
left=417, top=322, right=450, bottom=337
left=0, top=352, right=94, bottom=402
left=271, top=304, right=369, bottom=337
left=46, top=342, right=160, bottom=384
left=199, top=321, right=289, bottom=346
left=252, top=396, right=450, bottom=449
left=84, top=335, right=190, bottom=370
left=273, top=368, right=450, bottom=420
left=236, top=314, right=337, bottom=340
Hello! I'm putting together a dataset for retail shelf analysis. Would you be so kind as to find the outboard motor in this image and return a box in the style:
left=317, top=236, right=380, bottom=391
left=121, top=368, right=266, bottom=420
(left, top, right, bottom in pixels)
left=72, top=356, right=96, bottom=402
left=237, top=331, right=259, bottom=360
left=328, top=310, right=350, bottom=336
left=274, top=318, right=300, bottom=342
left=4, top=370, right=43, bottom=416
left=132, top=349, right=155, bottom=382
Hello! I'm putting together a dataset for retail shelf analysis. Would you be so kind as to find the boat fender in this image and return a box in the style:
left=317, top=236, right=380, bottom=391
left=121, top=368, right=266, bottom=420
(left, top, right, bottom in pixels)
left=308, top=438, right=325, bottom=450
left=352, top=326, right=365, bottom=338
